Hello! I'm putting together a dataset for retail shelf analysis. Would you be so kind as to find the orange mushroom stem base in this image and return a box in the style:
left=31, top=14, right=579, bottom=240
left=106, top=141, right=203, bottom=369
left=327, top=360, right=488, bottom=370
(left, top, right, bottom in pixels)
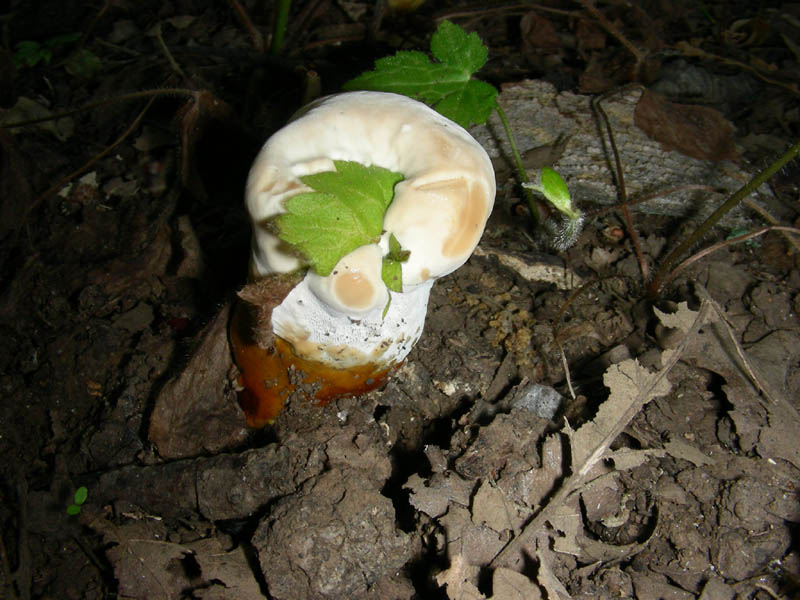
left=228, top=301, right=394, bottom=428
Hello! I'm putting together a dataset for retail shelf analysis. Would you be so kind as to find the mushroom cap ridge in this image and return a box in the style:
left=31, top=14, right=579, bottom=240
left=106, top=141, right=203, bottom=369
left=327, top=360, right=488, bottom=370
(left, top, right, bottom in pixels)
left=246, top=91, right=496, bottom=317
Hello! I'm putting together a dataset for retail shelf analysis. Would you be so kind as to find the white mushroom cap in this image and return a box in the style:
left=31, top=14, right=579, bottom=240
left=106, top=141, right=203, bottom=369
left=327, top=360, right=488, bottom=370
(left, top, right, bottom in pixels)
left=245, top=91, right=495, bottom=365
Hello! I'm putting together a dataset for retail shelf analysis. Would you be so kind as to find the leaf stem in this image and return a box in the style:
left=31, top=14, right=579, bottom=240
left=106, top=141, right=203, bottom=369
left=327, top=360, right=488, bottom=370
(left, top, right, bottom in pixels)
left=270, top=0, right=292, bottom=55
left=495, top=102, right=540, bottom=223
left=648, top=139, right=800, bottom=298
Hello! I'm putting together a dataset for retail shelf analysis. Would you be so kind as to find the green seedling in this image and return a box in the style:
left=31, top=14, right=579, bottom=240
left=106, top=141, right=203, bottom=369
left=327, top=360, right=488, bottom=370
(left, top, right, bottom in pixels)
left=66, top=486, right=88, bottom=516
left=523, top=167, right=585, bottom=250
left=13, top=32, right=81, bottom=68
left=345, top=21, right=582, bottom=248
left=14, top=32, right=101, bottom=78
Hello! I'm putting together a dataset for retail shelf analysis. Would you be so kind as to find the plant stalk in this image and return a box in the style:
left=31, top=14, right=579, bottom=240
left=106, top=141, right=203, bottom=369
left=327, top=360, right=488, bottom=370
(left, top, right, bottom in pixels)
left=495, top=103, right=540, bottom=223
left=270, top=0, right=292, bottom=55
left=648, top=139, right=800, bottom=297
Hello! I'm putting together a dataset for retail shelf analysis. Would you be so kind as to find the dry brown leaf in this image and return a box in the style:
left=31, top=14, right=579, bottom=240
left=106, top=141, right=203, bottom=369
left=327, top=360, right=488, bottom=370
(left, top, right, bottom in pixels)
left=491, top=568, right=542, bottom=600
left=663, top=437, right=715, bottom=466
left=405, top=472, right=473, bottom=518
left=472, top=481, right=518, bottom=533
left=570, top=358, right=672, bottom=470
left=634, top=89, right=738, bottom=161
left=436, top=554, right=486, bottom=600
left=535, top=547, right=572, bottom=599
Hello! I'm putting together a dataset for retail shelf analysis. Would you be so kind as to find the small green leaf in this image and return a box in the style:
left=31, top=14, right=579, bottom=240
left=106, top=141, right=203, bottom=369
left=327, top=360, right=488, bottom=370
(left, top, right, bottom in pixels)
left=524, top=167, right=579, bottom=220
left=66, top=504, right=82, bottom=516
left=381, top=257, right=403, bottom=293
left=343, top=21, right=498, bottom=128
left=381, top=233, right=410, bottom=293
left=274, top=161, right=403, bottom=276
left=14, top=41, right=51, bottom=68
left=73, top=486, right=88, bottom=505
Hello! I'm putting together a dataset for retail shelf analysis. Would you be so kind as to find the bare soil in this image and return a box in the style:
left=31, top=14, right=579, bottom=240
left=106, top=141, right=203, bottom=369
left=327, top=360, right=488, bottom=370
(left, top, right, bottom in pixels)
left=1, top=1, right=799, bottom=599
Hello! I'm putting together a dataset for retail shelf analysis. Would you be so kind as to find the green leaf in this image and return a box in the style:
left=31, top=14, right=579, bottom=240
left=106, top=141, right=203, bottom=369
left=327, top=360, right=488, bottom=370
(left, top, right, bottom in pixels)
left=430, top=19, right=488, bottom=73
left=343, top=21, right=498, bottom=128
left=14, top=41, right=51, bottom=68
left=274, top=161, right=403, bottom=276
left=381, top=234, right=410, bottom=294
left=73, top=486, right=88, bottom=505
left=66, top=504, right=82, bottom=516
left=525, top=167, right=579, bottom=220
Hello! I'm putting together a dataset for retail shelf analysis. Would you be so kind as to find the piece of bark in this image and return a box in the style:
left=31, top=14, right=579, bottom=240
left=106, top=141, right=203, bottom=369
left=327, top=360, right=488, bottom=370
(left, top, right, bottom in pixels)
left=149, top=302, right=248, bottom=459
left=470, top=80, right=765, bottom=226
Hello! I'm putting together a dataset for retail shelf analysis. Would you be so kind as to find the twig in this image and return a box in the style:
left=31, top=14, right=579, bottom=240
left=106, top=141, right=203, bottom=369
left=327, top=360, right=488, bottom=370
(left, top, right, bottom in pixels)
left=17, top=97, right=156, bottom=240
left=154, top=22, right=187, bottom=81
left=648, top=140, right=800, bottom=298
left=551, top=279, right=599, bottom=398
left=592, top=89, right=649, bottom=281
left=574, top=0, right=646, bottom=69
left=676, top=41, right=800, bottom=97
left=228, top=0, right=264, bottom=51
left=585, top=184, right=720, bottom=217
left=0, top=88, right=198, bottom=130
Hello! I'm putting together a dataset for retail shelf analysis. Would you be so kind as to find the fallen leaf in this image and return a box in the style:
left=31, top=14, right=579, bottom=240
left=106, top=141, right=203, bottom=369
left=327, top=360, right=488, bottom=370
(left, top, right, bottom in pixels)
left=634, top=89, right=738, bottom=161
left=405, top=472, right=473, bottom=518
left=436, top=554, right=486, bottom=600
left=491, top=568, right=542, bottom=599
left=471, top=480, right=516, bottom=533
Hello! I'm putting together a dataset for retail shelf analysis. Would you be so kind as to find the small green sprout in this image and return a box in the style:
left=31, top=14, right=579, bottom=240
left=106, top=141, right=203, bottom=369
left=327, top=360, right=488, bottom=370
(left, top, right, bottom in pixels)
left=524, top=168, right=584, bottom=251
left=13, top=33, right=81, bottom=69
left=66, top=486, right=88, bottom=516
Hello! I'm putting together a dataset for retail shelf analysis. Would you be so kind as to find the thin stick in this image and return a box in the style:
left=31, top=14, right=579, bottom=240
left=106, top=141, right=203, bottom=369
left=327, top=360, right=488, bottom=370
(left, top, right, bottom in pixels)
left=592, top=91, right=649, bottom=281
left=0, top=88, right=198, bottom=130
left=228, top=0, right=264, bottom=51
left=19, top=98, right=156, bottom=232
left=742, top=198, right=800, bottom=253
left=574, top=0, right=645, bottom=66
left=154, top=22, right=187, bottom=80
left=585, top=184, right=720, bottom=217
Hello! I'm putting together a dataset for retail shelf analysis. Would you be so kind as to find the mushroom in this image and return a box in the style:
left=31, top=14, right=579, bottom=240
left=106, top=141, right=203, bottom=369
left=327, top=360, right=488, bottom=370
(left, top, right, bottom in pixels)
left=230, top=91, right=495, bottom=426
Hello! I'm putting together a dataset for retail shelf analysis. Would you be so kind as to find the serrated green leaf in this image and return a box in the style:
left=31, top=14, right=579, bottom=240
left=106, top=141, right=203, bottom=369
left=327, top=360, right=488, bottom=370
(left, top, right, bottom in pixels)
left=274, top=161, right=403, bottom=276
left=14, top=41, right=51, bottom=68
left=343, top=20, right=497, bottom=128
left=430, top=20, right=488, bottom=73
